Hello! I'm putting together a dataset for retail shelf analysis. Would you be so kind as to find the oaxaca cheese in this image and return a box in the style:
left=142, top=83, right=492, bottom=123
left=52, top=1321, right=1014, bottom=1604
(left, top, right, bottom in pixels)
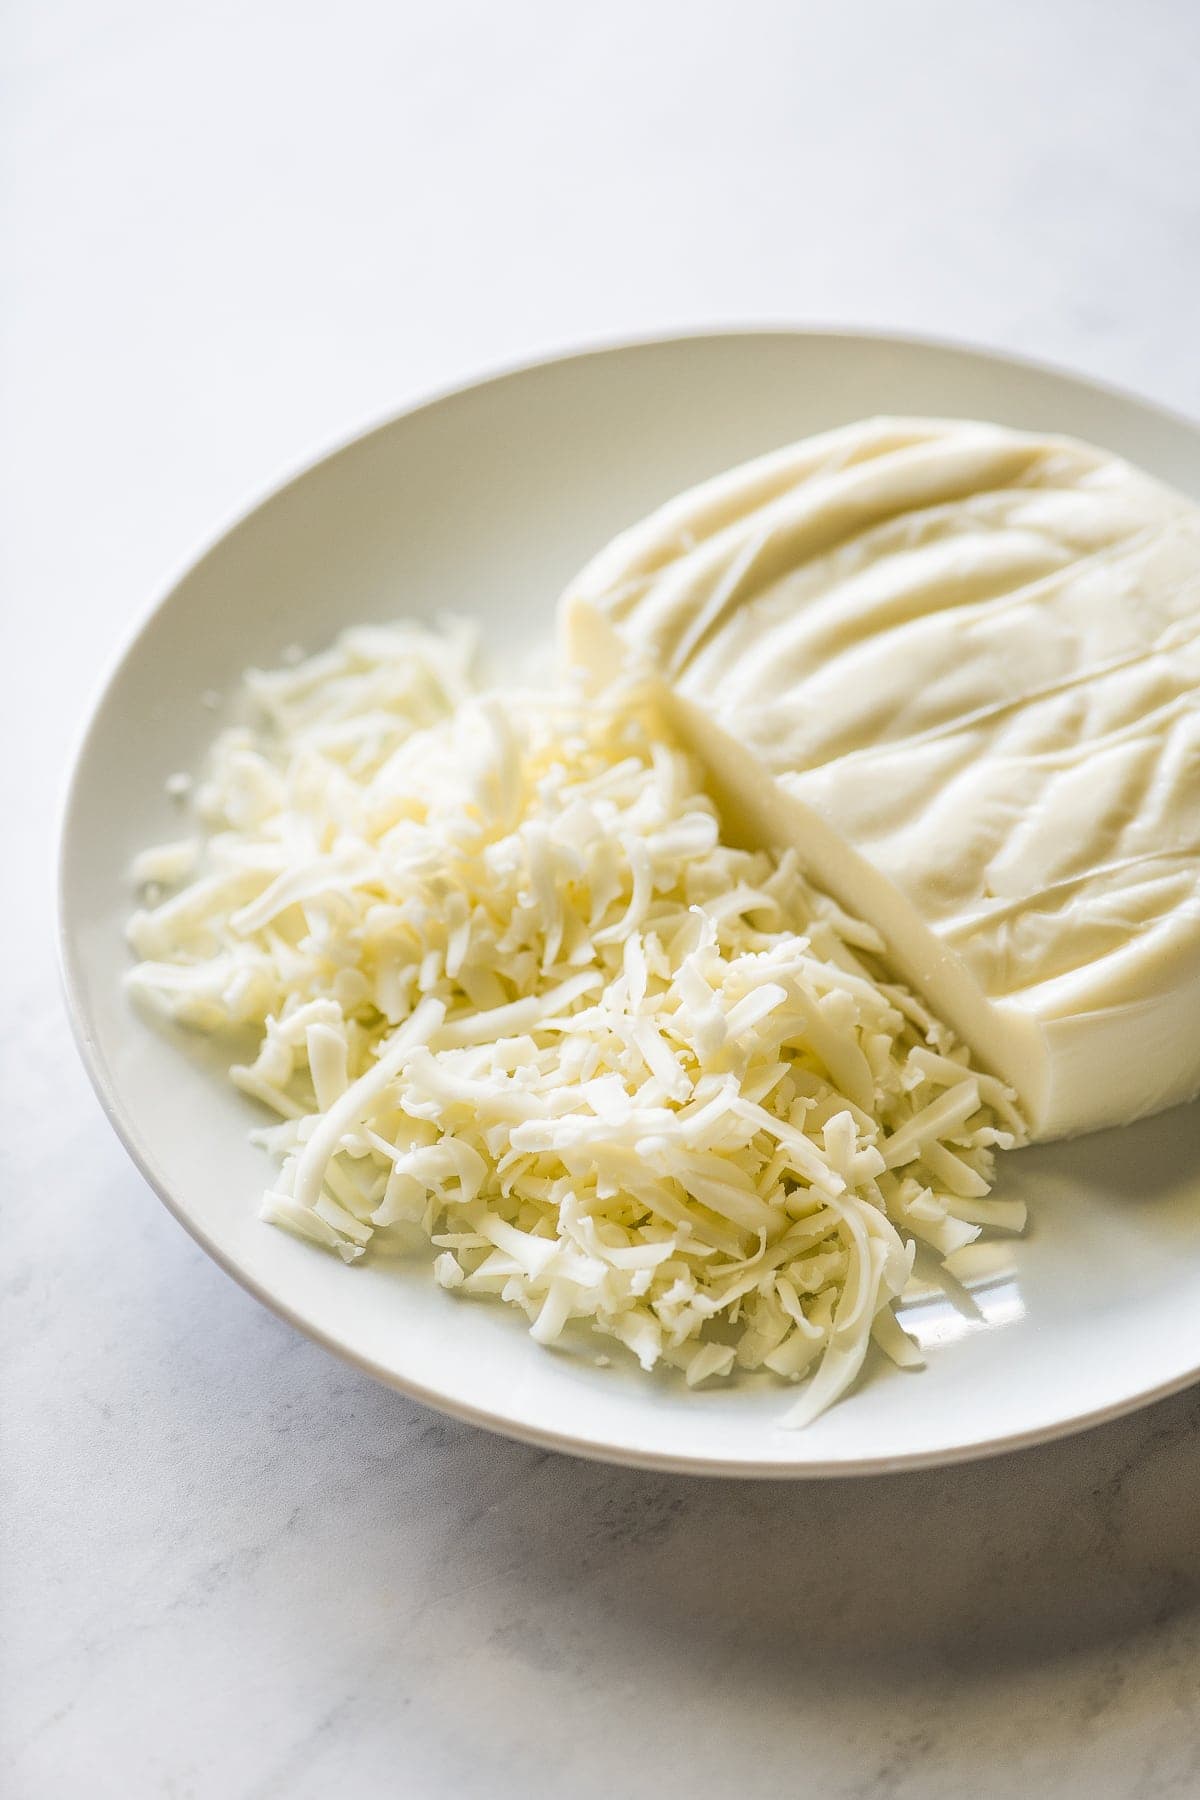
left=561, top=416, right=1200, bottom=1140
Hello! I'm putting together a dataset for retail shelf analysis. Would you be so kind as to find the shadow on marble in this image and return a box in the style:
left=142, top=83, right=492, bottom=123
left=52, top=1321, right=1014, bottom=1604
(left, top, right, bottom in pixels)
left=147, top=1248, right=1200, bottom=1697
left=394, top=1381, right=1200, bottom=1687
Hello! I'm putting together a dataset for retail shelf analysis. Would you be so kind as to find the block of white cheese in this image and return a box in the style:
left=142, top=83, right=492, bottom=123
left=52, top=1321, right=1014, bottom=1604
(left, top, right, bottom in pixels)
left=560, top=417, right=1200, bottom=1140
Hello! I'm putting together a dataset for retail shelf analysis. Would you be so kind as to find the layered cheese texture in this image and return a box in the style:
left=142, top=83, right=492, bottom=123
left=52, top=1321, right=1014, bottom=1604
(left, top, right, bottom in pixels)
left=561, top=417, right=1200, bottom=1141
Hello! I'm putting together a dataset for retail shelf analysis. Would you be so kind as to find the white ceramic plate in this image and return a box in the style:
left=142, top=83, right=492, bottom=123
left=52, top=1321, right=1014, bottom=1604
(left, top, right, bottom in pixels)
left=59, top=329, right=1200, bottom=1476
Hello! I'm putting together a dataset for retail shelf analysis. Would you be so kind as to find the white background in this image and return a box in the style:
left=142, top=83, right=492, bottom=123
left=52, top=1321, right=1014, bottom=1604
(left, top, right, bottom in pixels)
left=7, top=3, right=1200, bottom=1795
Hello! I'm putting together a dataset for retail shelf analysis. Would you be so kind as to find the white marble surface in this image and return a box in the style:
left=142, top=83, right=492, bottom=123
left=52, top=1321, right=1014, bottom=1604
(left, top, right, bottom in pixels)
left=7, top=2, right=1200, bottom=1794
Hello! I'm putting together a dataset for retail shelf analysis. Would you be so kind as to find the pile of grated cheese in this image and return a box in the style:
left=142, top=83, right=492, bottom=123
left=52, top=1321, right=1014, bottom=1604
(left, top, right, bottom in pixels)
left=127, top=621, right=1026, bottom=1425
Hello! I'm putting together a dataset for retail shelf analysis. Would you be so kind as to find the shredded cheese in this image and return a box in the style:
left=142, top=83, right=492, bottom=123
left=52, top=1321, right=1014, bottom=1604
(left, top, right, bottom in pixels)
left=127, top=621, right=1025, bottom=1425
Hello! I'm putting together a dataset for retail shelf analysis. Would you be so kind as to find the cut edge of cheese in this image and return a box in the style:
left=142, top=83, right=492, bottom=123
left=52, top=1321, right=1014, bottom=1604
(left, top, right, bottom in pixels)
left=666, top=684, right=1200, bottom=1140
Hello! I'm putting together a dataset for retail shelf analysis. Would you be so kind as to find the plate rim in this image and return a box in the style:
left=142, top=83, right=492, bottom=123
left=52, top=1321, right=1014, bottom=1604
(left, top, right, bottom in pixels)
left=56, top=322, right=1200, bottom=1478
